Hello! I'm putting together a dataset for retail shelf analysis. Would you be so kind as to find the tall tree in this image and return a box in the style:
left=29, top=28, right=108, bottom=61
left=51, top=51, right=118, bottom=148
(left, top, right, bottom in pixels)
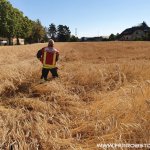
left=12, top=8, right=25, bottom=44
left=31, top=19, right=46, bottom=43
left=70, top=35, right=79, bottom=42
left=22, top=16, right=33, bottom=44
left=0, top=0, right=15, bottom=44
left=57, top=25, right=71, bottom=42
left=43, top=27, right=49, bottom=42
left=0, top=0, right=47, bottom=44
left=0, top=0, right=29, bottom=44
left=48, top=23, right=57, bottom=40
left=109, top=34, right=116, bottom=41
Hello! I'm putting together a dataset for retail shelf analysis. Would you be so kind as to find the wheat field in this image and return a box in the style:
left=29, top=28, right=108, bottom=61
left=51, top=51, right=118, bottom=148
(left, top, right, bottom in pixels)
left=0, top=42, right=150, bottom=150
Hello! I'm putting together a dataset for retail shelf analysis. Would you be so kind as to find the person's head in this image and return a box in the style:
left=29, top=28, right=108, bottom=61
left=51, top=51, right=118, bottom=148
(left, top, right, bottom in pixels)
left=48, top=39, right=54, bottom=47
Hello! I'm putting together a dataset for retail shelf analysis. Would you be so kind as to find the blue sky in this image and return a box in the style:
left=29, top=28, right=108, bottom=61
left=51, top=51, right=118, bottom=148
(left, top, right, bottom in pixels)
left=9, top=0, right=150, bottom=37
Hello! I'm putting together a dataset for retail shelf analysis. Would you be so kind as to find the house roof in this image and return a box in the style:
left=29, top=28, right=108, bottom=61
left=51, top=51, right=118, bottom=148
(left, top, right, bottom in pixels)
left=120, top=22, right=150, bottom=36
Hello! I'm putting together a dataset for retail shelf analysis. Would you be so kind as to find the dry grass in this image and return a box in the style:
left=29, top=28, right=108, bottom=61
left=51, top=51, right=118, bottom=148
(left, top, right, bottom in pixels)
left=0, top=42, right=150, bottom=150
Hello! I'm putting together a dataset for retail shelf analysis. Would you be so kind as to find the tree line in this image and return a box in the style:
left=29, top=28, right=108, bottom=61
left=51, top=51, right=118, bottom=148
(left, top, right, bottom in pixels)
left=0, top=0, right=78, bottom=45
left=48, top=23, right=78, bottom=42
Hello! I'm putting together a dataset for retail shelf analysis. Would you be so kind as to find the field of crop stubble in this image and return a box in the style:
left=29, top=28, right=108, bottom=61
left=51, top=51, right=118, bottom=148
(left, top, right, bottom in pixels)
left=0, top=42, right=150, bottom=150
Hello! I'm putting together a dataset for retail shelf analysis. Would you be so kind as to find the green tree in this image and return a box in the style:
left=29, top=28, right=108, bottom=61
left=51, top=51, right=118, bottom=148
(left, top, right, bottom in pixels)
left=12, top=8, right=25, bottom=44
left=70, top=35, right=79, bottom=42
left=57, top=25, right=71, bottom=42
left=0, top=0, right=47, bottom=44
left=43, top=27, right=49, bottom=42
left=115, top=33, right=120, bottom=40
left=109, top=34, right=116, bottom=41
left=22, top=17, right=33, bottom=44
left=48, top=23, right=57, bottom=40
left=0, top=0, right=15, bottom=44
left=23, top=19, right=47, bottom=44
left=0, top=0, right=29, bottom=45
left=31, top=19, right=46, bottom=43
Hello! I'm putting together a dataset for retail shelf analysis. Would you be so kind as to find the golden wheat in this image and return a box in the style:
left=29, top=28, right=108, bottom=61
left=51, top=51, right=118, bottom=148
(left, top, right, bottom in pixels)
left=0, top=42, right=150, bottom=150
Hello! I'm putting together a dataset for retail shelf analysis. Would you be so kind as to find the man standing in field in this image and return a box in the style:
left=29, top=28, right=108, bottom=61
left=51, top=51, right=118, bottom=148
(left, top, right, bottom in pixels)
left=37, top=39, right=59, bottom=82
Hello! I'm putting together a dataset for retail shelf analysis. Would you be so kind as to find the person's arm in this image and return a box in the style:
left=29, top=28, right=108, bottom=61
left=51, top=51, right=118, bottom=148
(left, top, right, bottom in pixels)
left=37, top=49, right=42, bottom=60
left=56, top=52, right=59, bottom=62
